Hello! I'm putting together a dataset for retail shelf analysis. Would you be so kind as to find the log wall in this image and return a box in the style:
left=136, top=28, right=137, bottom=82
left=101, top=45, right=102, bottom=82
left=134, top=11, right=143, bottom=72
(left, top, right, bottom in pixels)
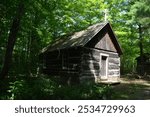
left=80, top=48, right=100, bottom=83
left=41, top=47, right=120, bottom=84
left=79, top=47, right=120, bottom=83
left=42, top=48, right=82, bottom=76
left=99, top=49, right=120, bottom=78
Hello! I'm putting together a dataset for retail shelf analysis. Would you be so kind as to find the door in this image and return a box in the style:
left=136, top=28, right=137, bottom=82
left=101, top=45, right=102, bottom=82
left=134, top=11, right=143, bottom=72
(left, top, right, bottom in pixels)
left=100, top=54, right=109, bottom=79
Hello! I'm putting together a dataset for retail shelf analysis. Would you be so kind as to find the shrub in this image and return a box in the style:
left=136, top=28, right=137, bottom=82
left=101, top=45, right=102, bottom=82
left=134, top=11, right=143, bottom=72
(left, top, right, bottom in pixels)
left=42, top=82, right=112, bottom=100
left=0, top=76, right=112, bottom=100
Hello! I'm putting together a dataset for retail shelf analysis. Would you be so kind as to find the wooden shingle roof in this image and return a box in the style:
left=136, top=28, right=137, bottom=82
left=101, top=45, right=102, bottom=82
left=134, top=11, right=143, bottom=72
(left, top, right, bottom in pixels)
left=41, top=22, right=122, bottom=54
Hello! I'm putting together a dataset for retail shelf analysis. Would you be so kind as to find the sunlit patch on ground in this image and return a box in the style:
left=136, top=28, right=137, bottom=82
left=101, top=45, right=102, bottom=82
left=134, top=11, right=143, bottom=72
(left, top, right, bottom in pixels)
left=111, top=77, right=150, bottom=100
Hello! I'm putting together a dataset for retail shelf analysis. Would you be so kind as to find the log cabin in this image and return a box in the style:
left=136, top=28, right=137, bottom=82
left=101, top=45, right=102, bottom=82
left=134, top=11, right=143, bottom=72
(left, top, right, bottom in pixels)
left=39, top=22, right=122, bottom=84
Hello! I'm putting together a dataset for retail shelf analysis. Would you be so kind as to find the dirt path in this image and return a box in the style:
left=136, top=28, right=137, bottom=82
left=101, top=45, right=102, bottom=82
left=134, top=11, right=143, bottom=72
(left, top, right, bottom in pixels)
left=111, top=77, right=150, bottom=100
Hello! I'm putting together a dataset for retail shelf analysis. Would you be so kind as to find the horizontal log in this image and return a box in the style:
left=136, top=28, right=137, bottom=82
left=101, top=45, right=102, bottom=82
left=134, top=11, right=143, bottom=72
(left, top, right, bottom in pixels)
left=109, top=57, right=120, bottom=64
left=83, top=47, right=119, bottom=55
left=109, top=64, right=120, bottom=69
left=108, top=70, right=120, bottom=76
left=45, top=58, right=81, bottom=65
left=45, top=49, right=81, bottom=59
left=82, top=48, right=119, bottom=59
left=109, top=63, right=119, bottom=66
left=68, top=58, right=81, bottom=63
left=80, top=70, right=100, bottom=75
left=108, top=53, right=119, bottom=58
left=45, top=67, right=61, bottom=71
left=82, top=48, right=100, bottom=56
left=68, top=56, right=81, bottom=59
left=46, top=58, right=61, bottom=61
left=46, top=59, right=62, bottom=64
left=46, top=64, right=62, bottom=68
left=82, top=54, right=99, bottom=61
left=81, top=60, right=99, bottom=65
left=46, top=63, right=80, bottom=70
left=82, top=64, right=100, bottom=70
left=98, top=49, right=118, bottom=54
left=46, top=61, right=62, bottom=64
left=99, top=50, right=119, bottom=58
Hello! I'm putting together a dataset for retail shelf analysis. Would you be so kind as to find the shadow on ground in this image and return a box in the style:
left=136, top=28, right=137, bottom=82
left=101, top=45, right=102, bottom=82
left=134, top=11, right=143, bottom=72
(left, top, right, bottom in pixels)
left=111, top=77, right=150, bottom=100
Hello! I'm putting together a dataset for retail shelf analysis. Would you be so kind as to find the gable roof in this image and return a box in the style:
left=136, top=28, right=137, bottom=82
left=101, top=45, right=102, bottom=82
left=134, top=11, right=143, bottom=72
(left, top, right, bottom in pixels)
left=41, top=22, right=122, bottom=55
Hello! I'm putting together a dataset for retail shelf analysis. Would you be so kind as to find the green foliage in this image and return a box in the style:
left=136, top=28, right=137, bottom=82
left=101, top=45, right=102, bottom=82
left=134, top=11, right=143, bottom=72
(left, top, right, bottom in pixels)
left=0, top=76, right=111, bottom=100
left=0, top=0, right=150, bottom=100
left=8, top=80, right=26, bottom=100
left=53, top=84, right=111, bottom=100
left=1, top=0, right=149, bottom=76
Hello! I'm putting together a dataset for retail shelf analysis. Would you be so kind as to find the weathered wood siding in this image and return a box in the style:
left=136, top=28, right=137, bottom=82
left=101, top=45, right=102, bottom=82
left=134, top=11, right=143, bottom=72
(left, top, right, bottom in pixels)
left=95, top=33, right=117, bottom=52
left=85, top=27, right=118, bottom=53
left=99, top=49, right=120, bottom=78
left=79, top=48, right=120, bottom=83
left=41, top=47, right=120, bottom=84
left=42, top=48, right=82, bottom=77
left=80, top=48, right=100, bottom=82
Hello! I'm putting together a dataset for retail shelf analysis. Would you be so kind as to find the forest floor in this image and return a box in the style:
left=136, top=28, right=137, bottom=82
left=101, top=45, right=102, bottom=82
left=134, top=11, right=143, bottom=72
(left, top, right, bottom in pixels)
left=111, top=77, right=150, bottom=100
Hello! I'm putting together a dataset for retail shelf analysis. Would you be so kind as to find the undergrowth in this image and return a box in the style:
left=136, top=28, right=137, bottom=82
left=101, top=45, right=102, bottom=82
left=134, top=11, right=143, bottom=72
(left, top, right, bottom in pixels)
left=0, top=75, right=111, bottom=100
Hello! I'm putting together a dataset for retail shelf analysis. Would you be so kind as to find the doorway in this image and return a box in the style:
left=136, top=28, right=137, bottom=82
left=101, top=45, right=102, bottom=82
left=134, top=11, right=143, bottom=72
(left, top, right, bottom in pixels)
left=100, top=53, right=109, bottom=79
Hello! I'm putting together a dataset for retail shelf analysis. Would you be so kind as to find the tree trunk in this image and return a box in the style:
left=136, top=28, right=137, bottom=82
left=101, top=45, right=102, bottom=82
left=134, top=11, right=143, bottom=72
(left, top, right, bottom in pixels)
left=138, top=24, right=144, bottom=75
left=0, top=2, right=24, bottom=79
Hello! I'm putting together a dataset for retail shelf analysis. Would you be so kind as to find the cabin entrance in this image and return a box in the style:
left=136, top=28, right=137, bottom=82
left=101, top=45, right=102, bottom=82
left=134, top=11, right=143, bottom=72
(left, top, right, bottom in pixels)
left=100, top=54, right=109, bottom=80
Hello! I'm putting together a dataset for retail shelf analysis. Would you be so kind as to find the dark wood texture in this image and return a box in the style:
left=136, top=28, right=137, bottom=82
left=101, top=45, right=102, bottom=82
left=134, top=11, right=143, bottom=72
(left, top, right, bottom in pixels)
left=95, top=33, right=117, bottom=52
left=42, top=48, right=81, bottom=77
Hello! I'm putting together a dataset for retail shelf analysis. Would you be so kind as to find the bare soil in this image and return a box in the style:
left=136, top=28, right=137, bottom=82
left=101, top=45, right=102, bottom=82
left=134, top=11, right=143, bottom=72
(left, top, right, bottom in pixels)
left=111, top=77, right=150, bottom=100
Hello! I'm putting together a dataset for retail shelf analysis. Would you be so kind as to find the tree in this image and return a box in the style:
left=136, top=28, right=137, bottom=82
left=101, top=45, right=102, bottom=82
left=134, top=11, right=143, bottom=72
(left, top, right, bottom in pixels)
left=128, top=0, right=150, bottom=75
left=0, top=0, right=149, bottom=78
left=0, top=1, right=24, bottom=79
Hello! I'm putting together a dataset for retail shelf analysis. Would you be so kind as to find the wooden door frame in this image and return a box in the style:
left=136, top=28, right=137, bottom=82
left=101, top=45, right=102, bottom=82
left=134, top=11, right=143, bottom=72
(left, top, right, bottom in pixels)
left=99, top=53, right=109, bottom=79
